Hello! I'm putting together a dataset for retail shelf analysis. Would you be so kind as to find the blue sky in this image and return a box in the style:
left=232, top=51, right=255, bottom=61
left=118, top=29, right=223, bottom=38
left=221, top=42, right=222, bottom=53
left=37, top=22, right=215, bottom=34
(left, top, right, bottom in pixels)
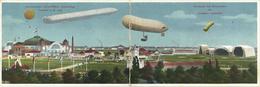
left=2, top=3, right=257, bottom=47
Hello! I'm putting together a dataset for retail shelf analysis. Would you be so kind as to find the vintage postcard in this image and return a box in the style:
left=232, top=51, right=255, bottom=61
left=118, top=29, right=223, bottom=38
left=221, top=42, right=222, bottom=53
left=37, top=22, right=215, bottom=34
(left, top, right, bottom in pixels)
left=1, top=0, right=259, bottom=87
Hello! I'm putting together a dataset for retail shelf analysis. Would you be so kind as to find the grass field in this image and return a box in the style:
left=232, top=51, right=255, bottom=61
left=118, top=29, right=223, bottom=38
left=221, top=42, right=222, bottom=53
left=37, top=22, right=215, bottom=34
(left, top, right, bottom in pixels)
left=74, top=61, right=126, bottom=72
left=2, top=58, right=83, bottom=70
left=2, top=57, right=126, bottom=72
left=2, top=54, right=256, bottom=72
left=160, top=55, right=257, bottom=68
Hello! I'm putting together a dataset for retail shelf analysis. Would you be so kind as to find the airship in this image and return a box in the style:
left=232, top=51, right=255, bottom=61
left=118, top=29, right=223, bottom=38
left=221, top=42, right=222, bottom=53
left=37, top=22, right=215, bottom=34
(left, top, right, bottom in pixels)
left=122, top=15, right=168, bottom=41
left=203, top=21, right=214, bottom=32
left=43, top=8, right=118, bottom=24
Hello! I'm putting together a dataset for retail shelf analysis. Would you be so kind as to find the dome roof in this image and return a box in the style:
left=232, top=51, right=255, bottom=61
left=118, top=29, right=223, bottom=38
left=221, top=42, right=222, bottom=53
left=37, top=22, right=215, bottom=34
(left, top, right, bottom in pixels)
left=23, top=35, right=53, bottom=45
left=217, top=45, right=234, bottom=52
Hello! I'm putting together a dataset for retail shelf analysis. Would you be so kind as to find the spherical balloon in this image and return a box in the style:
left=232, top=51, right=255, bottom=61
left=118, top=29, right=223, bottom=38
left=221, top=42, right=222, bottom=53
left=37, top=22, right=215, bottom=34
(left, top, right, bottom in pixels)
left=24, top=9, right=35, bottom=20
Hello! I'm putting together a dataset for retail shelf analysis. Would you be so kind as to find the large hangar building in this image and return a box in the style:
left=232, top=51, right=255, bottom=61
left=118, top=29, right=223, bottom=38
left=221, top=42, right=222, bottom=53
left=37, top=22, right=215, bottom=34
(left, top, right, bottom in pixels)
left=233, top=45, right=255, bottom=57
left=214, top=45, right=234, bottom=56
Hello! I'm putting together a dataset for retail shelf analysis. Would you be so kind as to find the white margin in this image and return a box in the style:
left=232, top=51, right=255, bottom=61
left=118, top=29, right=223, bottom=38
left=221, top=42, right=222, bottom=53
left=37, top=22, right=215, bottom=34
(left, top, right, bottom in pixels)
left=0, top=0, right=259, bottom=87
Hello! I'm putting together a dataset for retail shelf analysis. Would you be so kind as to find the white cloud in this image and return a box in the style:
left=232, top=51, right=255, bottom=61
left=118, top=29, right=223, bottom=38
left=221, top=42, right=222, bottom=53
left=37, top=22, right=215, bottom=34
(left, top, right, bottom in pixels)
left=164, top=10, right=197, bottom=19
left=221, top=14, right=256, bottom=23
left=4, top=15, right=25, bottom=25
left=195, top=21, right=222, bottom=26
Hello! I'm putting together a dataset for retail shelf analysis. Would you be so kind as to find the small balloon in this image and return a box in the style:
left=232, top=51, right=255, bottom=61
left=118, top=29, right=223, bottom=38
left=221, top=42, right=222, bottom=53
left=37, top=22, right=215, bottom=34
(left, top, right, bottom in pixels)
left=24, top=9, right=35, bottom=20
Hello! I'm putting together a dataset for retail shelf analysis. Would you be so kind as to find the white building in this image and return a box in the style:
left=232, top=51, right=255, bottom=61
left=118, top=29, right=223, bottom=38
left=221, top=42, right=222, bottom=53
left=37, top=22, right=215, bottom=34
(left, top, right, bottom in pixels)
left=233, top=45, right=255, bottom=58
left=126, top=46, right=145, bottom=69
left=2, top=41, right=16, bottom=56
left=46, top=42, right=70, bottom=56
left=173, top=48, right=197, bottom=55
left=3, top=41, right=16, bottom=52
left=199, top=44, right=209, bottom=55
left=207, top=48, right=216, bottom=55
left=214, top=45, right=233, bottom=56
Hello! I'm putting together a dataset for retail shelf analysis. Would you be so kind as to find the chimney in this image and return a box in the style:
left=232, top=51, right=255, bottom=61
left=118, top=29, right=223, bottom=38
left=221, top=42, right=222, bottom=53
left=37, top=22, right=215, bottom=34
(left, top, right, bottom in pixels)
left=72, top=36, right=74, bottom=53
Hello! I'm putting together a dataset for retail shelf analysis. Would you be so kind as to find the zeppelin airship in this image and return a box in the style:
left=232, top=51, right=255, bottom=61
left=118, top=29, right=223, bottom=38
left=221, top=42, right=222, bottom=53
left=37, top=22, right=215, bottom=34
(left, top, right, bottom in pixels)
left=122, top=15, right=168, bottom=41
left=203, top=21, right=214, bottom=32
left=43, top=8, right=118, bottom=24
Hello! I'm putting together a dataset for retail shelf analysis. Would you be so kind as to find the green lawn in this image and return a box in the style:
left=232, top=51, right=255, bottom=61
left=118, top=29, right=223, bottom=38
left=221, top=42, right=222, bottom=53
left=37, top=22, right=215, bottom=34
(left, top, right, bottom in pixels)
left=2, top=57, right=127, bottom=72
left=160, top=55, right=257, bottom=68
left=74, top=61, right=126, bottom=72
left=2, top=58, right=82, bottom=70
left=2, top=55, right=256, bottom=72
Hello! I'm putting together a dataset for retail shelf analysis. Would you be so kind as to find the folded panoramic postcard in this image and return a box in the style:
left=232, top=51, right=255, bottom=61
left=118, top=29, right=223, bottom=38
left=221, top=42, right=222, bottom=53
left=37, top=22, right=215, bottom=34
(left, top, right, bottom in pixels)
left=1, top=1, right=257, bottom=85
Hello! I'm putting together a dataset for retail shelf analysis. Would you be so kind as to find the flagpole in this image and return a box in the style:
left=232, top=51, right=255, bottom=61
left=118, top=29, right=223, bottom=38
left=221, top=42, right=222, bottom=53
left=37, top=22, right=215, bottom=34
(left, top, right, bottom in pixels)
left=85, top=57, right=88, bottom=72
left=72, top=57, right=75, bottom=72
left=60, top=56, right=63, bottom=72
left=33, top=56, right=36, bottom=72
left=48, top=57, right=50, bottom=72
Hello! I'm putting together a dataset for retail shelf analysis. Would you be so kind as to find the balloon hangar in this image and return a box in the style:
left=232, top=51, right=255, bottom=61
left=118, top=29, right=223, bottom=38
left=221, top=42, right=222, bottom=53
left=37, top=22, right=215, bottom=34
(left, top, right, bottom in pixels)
left=199, top=44, right=256, bottom=58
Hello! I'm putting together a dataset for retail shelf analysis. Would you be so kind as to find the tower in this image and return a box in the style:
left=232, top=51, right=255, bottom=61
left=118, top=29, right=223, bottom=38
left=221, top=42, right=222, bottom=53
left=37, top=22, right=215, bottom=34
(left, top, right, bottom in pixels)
left=63, top=39, right=69, bottom=52
left=126, top=46, right=144, bottom=69
left=71, top=36, right=74, bottom=53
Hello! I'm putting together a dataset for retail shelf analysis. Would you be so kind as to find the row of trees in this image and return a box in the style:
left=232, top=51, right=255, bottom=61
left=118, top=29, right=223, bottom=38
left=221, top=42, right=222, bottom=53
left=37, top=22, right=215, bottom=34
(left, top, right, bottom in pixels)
left=2, top=66, right=127, bottom=83
left=128, top=58, right=257, bottom=83
left=2, top=59, right=257, bottom=83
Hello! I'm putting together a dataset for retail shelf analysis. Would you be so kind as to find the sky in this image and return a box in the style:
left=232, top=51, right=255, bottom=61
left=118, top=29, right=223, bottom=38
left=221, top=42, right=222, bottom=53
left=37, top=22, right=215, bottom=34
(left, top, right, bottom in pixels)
left=2, top=3, right=257, bottom=47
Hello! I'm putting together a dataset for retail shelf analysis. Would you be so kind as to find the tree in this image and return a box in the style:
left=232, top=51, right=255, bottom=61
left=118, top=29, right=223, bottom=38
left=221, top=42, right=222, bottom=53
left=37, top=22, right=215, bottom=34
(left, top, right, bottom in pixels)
left=140, top=62, right=154, bottom=83
left=37, top=73, right=50, bottom=83
left=186, top=66, right=203, bottom=83
left=154, top=61, right=166, bottom=83
left=49, top=71, right=61, bottom=83
left=25, top=72, right=41, bottom=83
left=248, top=63, right=257, bottom=76
left=215, top=59, right=220, bottom=70
left=113, top=67, right=127, bottom=83
left=210, top=59, right=226, bottom=83
left=210, top=69, right=226, bottom=83
left=173, top=66, right=186, bottom=83
left=98, top=70, right=113, bottom=83
left=7, top=68, right=27, bottom=83
left=132, top=56, right=140, bottom=70
left=165, top=68, right=174, bottom=83
left=242, top=70, right=256, bottom=83
left=247, top=63, right=257, bottom=83
left=2, top=69, right=12, bottom=82
left=75, top=73, right=82, bottom=83
left=130, top=56, right=140, bottom=83
left=83, top=70, right=99, bottom=83
left=202, top=59, right=216, bottom=82
left=229, top=65, right=242, bottom=83
left=62, top=69, right=76, bottom=83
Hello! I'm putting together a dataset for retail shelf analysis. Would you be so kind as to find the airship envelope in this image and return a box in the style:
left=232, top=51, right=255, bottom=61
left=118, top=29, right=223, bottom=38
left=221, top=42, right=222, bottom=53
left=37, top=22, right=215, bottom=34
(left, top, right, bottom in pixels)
left=43, top=8, right=118, bottom=24
left=122, top=15, right=168, bottom=33
left=203, top=21, right=214, bottom=32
